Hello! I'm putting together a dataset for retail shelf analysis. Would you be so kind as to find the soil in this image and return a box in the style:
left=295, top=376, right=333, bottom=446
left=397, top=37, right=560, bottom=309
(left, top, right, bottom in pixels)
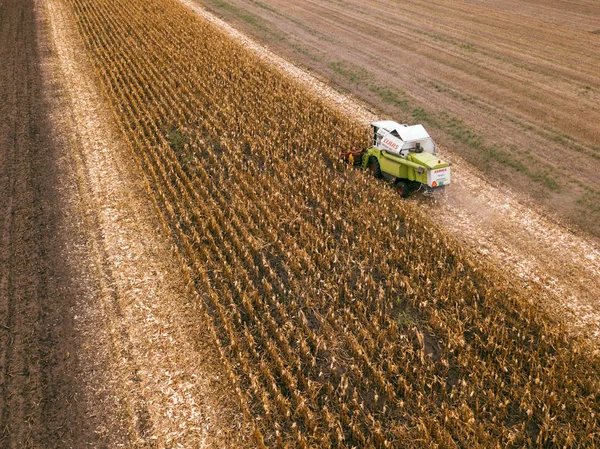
left=182, top=0, right=600, bottom=339
left=0, top=0, right=107, bottom=445
left=0, top=0, right=248, bottom=447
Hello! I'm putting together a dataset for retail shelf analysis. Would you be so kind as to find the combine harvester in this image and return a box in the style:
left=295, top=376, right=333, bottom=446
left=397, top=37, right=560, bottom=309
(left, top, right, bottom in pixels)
left=344, top=121, right=451, bottom=197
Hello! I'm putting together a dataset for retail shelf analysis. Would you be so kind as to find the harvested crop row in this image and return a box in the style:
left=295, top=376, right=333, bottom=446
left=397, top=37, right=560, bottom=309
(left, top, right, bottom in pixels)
left=66, top=0, right=600, bottom=446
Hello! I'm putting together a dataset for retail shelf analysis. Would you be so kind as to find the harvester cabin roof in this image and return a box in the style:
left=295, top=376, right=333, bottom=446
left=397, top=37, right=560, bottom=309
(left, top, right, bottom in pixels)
left=372, top=121, right=431, bottom=143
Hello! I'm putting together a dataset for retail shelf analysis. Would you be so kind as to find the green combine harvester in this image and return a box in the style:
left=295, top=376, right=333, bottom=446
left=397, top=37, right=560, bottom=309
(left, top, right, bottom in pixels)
left=344, top=121, right=451, bottom=197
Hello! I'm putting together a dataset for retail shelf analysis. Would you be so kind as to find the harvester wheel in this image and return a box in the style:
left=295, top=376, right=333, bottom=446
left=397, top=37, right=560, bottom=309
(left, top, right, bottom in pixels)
left=368, top=157, right=382, bottom=179
left=395, top=180, right=410, bottom=198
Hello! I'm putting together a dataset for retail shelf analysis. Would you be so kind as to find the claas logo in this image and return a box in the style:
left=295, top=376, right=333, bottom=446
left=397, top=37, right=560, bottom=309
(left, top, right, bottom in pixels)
left=383, top=138, right=399, bottom=150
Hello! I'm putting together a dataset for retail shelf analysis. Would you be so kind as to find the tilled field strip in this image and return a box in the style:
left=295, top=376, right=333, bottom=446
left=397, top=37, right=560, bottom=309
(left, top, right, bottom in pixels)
left=64, top=0, right=600, bottom=447
left=0, top=0, right=49, bottom=444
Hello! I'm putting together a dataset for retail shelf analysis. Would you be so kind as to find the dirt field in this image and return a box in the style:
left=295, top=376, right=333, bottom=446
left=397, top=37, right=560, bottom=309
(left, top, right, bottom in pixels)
left=194, top=0, right=600, bottom=237
left=0, top=0, right=247, bottom=446
left=0, top=0, right=101, bottom=444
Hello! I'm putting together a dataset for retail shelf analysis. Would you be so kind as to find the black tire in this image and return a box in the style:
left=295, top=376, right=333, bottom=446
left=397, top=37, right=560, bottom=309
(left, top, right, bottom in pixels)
left=395, top=180, right=410, bottom=198
left=368, top=156, right=382, bottom=179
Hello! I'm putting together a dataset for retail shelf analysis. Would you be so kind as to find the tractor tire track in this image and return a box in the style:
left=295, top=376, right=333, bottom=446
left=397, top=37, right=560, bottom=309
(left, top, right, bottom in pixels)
left=0, top=1, right=44, bottom=444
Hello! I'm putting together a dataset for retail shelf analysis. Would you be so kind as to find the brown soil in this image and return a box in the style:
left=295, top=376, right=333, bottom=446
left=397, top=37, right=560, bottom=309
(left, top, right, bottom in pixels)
left=182, top=0, right=600, bottom=339
left=0, top=0, right=248, bottom=447
left=0, top=0, right=109, bottom=445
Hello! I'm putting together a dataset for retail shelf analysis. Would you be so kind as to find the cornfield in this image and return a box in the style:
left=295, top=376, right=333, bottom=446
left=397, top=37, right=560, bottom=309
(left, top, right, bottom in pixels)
left=67, top=0, right=600, bottom=446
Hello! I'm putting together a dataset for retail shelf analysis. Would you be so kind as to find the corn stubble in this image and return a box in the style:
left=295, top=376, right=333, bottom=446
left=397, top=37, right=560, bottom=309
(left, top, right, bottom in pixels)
left=67, top=0, right=599, bottom=446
